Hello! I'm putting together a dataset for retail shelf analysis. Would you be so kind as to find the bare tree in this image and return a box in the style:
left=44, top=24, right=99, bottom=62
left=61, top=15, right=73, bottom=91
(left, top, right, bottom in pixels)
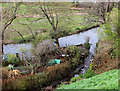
left=95, top=2, right=115, bottom=23
left=81, top=1, right=115, bottom=24
left=39, top=3, right=59, bottom=32
left=11, top=25, right=25, bottom=41
left=0, top=4, right=2, bottom=62
left=2, top=2, right=21, bottom=54
left=92, top=1, right=115, bottom=24
left=26, top=2, right=71, bottom=46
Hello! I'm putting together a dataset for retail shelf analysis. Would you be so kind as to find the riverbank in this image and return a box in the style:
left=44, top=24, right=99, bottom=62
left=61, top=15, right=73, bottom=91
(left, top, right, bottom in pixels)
left=56, top=39, right=119, bottom=90
left=93, top=39, right=119, bottom=74
left=3, top=24, right=100, bottom=45
left=2, top=43, right=90, bottom=90
left=57, top=69, right=119, bottom=89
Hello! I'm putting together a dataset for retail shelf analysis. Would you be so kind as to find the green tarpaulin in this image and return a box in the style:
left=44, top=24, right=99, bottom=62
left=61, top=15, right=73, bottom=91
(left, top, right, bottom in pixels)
left=48, top=59, right=61, bottom=66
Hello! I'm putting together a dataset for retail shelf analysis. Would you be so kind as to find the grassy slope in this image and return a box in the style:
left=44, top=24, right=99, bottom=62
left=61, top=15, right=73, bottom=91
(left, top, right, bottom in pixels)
left=57, top=69, right=119, bottom=89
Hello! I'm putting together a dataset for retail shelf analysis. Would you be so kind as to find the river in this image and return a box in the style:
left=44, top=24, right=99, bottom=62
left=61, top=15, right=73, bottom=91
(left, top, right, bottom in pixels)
left=59, top=27, right=99, bottom=75
left=3, top=27, right=100, bottom=74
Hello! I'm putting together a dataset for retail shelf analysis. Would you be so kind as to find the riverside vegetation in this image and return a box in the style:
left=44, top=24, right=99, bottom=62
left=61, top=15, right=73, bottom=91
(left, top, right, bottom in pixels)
left=1, top=2, right=119, bottom=90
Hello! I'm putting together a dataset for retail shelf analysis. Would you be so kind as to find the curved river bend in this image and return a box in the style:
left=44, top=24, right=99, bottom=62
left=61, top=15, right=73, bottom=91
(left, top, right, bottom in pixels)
left=3, top=27, right=100, bottom=74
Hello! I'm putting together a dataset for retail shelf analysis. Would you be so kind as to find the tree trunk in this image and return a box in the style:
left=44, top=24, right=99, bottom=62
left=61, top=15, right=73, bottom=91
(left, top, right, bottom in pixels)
left=1, top=30, right=4, bottom=54
left=0, top=5, right=2, bottom=64
left=1, top=2, right=21, bottom=54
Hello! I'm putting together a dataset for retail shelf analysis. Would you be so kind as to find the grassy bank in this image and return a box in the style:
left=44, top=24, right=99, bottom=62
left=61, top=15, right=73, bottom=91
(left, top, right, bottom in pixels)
left=57, top=69, right=119, bottom=89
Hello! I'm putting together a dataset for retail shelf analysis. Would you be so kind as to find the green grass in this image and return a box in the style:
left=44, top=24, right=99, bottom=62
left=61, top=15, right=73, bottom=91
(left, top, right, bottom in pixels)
left=2, top=3, right=99, bottom=44
left=4, top=14, right=98, bottom=43
left=57, top=69, right=119, bottom=89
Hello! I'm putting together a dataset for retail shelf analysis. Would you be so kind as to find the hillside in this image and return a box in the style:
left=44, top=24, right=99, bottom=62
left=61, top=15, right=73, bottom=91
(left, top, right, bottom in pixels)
left=57, top=69, right=118, bottom=89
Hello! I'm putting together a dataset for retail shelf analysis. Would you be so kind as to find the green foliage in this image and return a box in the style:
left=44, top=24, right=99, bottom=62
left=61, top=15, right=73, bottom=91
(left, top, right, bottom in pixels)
left=65, top=45, right=88, bottom=68
left=2, top=62, right=71, bottom=90
left=50, top=30, right=69, bottom=39
left=58, top=82, right=69, bottom=88
left=70, top=70, right=94, bottom=83
left=13, top=35, right=34, bottom=44
left=70, top=76, right=81, bottom=83
left=75, top=27, right=81, bottom=30
left=7, top=64, right=14, bottom=71
left=84, top=43, right=91, bottom=50
left=65, top=45, right=79, bottom=58
left=84, top=69, right=95, bottom=79
left=98, top=8, right=119, bottom=56
left=32, top=33, right=51, bottom=46
left=57, top=69, right=118, bottom=89
left=2, top=54, right=24, bottom=67
left=79, top=73, right=84, bottom=78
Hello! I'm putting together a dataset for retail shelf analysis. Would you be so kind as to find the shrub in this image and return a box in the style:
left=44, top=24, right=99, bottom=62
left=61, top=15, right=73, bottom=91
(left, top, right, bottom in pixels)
left=12, top=35, right=34, bottom=44
left=21, top=62, right=71, bottom=90
left=2, top=53, right=24, bottom=67
left=84, top=43, right=91, bottom=50
left=70, top=76, right=81, bottom=83
left=98, top=8, right=119, bottom=56
left=2, top=78, right=26, bottom=90
left=2, top=61, right=71, bottom=90
left=65, top=45, right=79, bottom=58
left=49, top=30, right=69, bottom=39
left=65, top=45, right=88, bottom=68
left=45, top=61, right=71, bottom=82
left=1, top=68, right=9, bottom=80
left=34, top=39, right=60, bottom=67
left=32, top=33, right=51, bottom=46
left=84, top=69, right=95, bottom=79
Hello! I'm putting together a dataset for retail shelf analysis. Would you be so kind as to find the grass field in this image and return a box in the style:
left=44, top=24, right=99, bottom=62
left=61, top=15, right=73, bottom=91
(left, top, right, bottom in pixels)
left=2, top=3, right=99, bottom=43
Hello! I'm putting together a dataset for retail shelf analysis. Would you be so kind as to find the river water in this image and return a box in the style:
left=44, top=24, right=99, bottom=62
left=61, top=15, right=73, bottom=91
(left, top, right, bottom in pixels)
left=58, top=27, right=99, bottom=75
left=3, top=27, right=100, bottom=74
left=3, top=43, right=32, bottom=59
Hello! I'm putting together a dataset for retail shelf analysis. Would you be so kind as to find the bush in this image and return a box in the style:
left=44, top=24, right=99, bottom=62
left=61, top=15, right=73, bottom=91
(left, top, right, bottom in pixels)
left=98, top=8, right=119, bottom=56
left=45, top=61, right=71, bottom=82
left=2, top=61, right=71, bottom=90
left=1, top=68, right=9, bottom=80
left=65, top=45, right=79, bottom=58
left=65, top=45, right=88, bottom=68
left=2, top=78, right=26, bottom=90
left=13, top=35, right=34, bottom=44
left=84, top=69, right=95, bottom=79
left=84, top=43, right=91, bottom=50
left=2, top=54, right=24, bottom=67
left=49, top=30, right=69, bottom=39
left=32, top=33, right=51, bottom=46
left=70, top=76, right=81, bottom=83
